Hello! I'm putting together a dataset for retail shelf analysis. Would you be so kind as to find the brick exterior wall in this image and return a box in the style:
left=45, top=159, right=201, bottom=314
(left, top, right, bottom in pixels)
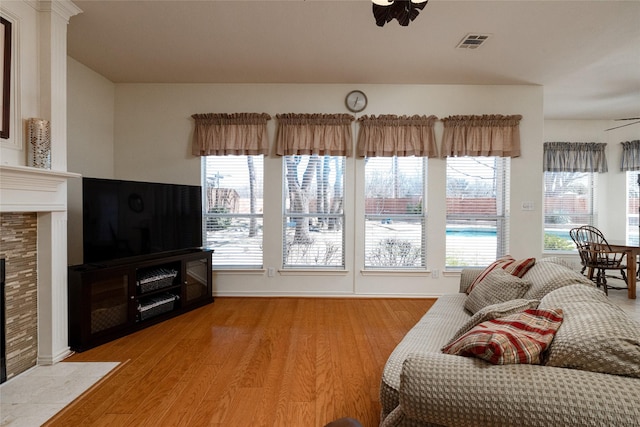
left=0, top=212, right=38, bottom=380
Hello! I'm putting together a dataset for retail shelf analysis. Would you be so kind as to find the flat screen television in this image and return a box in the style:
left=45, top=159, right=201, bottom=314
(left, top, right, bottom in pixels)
left=82, top=177, right=203, bottom=264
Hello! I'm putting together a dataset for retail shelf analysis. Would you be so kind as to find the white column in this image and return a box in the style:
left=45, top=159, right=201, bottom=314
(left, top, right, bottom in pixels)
left=37, top=210, right=70, bottom=364
left=38, top=1, right=82, bottom=171
left=34, top=1, right=81, bottom=364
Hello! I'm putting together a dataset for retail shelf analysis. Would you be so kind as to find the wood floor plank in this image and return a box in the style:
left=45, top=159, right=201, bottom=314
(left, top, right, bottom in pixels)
left=50, top=297, right=434, bottom=427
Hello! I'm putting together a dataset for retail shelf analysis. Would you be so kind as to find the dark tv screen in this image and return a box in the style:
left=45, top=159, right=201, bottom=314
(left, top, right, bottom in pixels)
left=82, top=177, right=203, bottom=264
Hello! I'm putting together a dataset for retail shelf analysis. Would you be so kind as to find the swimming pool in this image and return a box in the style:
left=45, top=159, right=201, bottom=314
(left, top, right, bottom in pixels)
left=446, top=228, right=572, bottom=241
left=445, top=228, right=496, bottom=238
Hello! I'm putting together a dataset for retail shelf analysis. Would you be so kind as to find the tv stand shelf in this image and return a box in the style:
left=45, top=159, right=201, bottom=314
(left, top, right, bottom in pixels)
left=68, top=249, right=213, bottom=352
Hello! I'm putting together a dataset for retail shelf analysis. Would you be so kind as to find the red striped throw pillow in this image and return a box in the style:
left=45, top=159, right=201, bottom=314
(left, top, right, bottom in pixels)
left=442, top=308, right=564, bottom=365
left=466, top=256, right=536, bottom=294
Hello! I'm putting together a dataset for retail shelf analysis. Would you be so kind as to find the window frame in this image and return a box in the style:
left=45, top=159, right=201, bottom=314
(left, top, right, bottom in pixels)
left=627, top=171, right=639, bottom=246
left=281, top=154, right=346, bottom=269
left=363, top=156, right=427, bottom=270
left=202, top=155, right=264, bottom=269
left=543, top=170, right=598, bottom=252
left=445, top=156, right=510, bottom=269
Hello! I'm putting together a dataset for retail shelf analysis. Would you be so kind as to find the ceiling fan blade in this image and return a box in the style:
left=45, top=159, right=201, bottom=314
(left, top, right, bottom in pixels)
left=605, top=120, right=640, bottom=131
left=615, top=117, right=640, bottom=121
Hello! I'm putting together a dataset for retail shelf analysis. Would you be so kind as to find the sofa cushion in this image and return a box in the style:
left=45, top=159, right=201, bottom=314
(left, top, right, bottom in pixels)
left=466, top=255, right=536, bottom=294
left=539, top=284, right=640, bottom=378
left=464, top=268, right=532, bottom=314
left=522, top=259, right=594, bottom=300
left=537, top=256, right=574, bottom=269
left=448, top=298, right=540, bottom=343
left=380, top=293, right=472, bottom=419
left=442, top=308, right=564, bottom=364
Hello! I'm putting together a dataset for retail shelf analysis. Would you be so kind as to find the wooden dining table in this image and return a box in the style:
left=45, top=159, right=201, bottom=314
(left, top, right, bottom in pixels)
left=608, top=242, right=639, bottom=299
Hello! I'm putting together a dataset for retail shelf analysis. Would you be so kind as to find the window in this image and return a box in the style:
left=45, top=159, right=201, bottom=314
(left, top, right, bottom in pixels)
left=628, top=171, right=639, bottom=246
left=203, top=155, right=263, bottom=268
left=282, top=155, right=345, bottom=268
left=446, top=156, right=510, bottom=268
left=364, top=156, right=426, bottom=269
left=543, top=171, right=597, bottom=251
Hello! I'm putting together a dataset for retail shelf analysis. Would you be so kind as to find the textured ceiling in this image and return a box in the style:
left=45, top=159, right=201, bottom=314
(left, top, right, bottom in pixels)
left=67, top=0, right=640, bottom=120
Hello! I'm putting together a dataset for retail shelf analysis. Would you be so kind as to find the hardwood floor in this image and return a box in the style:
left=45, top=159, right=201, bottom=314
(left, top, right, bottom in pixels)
left=47, top=298, right=434, bottom=427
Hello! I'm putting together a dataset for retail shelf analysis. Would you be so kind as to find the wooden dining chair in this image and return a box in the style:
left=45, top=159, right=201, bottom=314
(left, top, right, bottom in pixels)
left=569, top=225, right=628, bottom=295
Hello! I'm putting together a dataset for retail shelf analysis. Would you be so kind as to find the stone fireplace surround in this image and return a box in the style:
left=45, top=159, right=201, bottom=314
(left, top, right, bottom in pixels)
left=0, top=165, right=79, bottom=378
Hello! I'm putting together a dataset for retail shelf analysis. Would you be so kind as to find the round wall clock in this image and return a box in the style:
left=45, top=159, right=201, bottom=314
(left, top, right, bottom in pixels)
left=345, top=90, right=368, bottom=113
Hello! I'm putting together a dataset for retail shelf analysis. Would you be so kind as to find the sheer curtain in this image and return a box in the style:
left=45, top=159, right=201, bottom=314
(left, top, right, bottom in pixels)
left=275, top=113, right=354, bottom=156
left=439, top=114, right=519, bottom=266
left=543, top=142, right=608, bottom=172
left=621, top=140, right=640, bottom=245
left=191, top=113, right=271, bottom=156
left=441, top=114, right=522, bottom=158
left=356, top=114, right=438, bottom=157
left=542, top=142, right=608, bottom=248
left=621, top=140, right=640, bottom=171
left=356, top=114, right=436, bottom=269
left=275, top=113, right=354, bottom=268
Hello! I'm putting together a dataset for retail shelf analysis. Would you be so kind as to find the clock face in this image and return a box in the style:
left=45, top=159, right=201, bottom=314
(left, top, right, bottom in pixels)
left=346, top=90, right=367, bottom=112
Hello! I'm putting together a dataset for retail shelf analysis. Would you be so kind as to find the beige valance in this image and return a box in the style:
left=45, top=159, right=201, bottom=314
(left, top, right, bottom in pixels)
left=356, top=115, right=438, bottom=157
left=441, top=114, right=522, bottom=158
left=191, top=113, right=271, bottom=156
left=275, top=113, right=355, bottom=156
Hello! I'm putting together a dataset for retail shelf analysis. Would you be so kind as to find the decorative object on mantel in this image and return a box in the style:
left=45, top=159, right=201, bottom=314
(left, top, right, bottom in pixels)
left=26, top=118, right=51, bottom=169
left=372, top=0, right=428, bottom=27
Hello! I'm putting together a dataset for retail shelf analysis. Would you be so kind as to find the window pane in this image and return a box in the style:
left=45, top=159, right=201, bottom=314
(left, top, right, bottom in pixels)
left=543, top=171, right=596, bottom=251
left=283, top=155, right=345, bottom=268
left=364, top=157, right=426, bottom=269
left=628, top=171, right=639, bottom=246
left=203, top=155, right=263, bottom=268
left=446, top=157, right=509, bottom=267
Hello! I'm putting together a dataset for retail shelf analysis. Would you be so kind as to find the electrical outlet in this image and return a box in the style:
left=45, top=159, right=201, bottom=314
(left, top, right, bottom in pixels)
left=267, top=267, right=275, bottom=277
left=431, top=269, right=439, bottom=279
left=521, top=201, right=534, bottom=211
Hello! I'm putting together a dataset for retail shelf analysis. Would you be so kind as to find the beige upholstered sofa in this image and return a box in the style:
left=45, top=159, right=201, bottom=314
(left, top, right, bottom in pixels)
left=380, top=258, right=640, bottom=427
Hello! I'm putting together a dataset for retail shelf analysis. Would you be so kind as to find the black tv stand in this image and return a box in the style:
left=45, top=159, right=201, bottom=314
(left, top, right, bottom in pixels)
left=68, top=249, right=213, bottom=352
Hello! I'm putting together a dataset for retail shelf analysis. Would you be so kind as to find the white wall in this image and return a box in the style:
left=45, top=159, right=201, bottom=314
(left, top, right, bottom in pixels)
left=101, top=83, right=543, bottom=296
left=67, top=65, right=640, bottom=297
left=0, top=1, right=39, bottom=165
left=66, top=56, right=115, bottom=265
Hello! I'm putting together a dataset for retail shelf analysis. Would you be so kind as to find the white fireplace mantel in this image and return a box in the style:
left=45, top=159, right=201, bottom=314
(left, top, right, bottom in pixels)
left=0, top=165, right=80, bottom=212
left=0, top=164, right=80, bottom=366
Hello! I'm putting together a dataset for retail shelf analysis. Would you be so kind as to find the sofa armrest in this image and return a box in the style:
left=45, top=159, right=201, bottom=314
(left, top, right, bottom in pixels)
left=458, top=268, right=483, bottom=293
left=398, top=352, right=640, bottom=427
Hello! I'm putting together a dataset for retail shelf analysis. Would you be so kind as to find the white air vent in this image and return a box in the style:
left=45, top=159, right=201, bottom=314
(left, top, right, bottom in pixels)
left=456, top=33, right=491, bottom=49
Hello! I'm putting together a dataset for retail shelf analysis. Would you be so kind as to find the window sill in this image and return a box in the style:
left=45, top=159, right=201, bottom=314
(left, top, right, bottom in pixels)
left=360, top=269, right=429, bottom=277
left=279, top=269, right=349, bottom=276
left=214, top=268, right=266, bottom=275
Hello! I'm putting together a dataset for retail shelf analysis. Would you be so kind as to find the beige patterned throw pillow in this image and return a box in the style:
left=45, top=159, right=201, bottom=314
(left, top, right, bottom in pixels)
left=464, top=268, right=532, bottom=314
left=522, top=260, right=594, bottom=300
left=540, top=284, right=640, bottom=378
left=466, top=255, right=536, bottom=294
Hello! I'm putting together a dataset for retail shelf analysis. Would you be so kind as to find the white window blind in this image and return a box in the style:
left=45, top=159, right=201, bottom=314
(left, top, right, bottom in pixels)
left=446, top=156, right=510, bottom=268
left=282, top=155, right=345, bottom=268
left=203, top=155, right=263, bottom=268
left=543, top=171, right=597, bottom=251
left=628, top=171, right=640, bottom=246
left=364, top=156, right=426, bottom=269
